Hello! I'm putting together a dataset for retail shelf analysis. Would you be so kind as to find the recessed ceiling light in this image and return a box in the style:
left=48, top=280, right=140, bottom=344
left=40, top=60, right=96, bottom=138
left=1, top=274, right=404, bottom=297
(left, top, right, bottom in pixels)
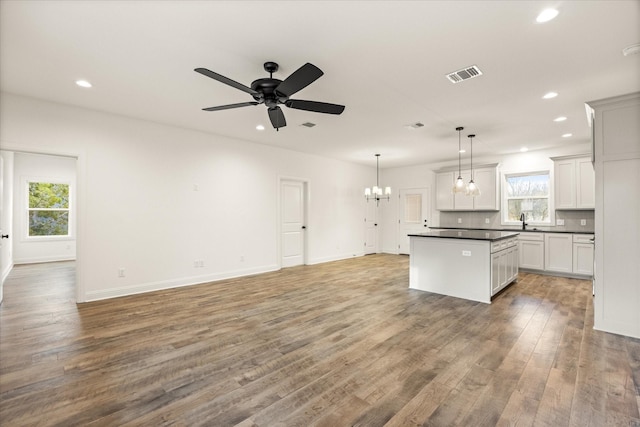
left=536, top=8, right=559, bottom=23
left=75, top=80, right=92, bottom=88
left=562, top=133, right=573, bottom=138
left=542, top=92, right=558, bottom=99
left=554, top=116, right=567, bottom=122
left=520, top=147, right=529, bottom=152
left=256, top=124, right=265, bottom=131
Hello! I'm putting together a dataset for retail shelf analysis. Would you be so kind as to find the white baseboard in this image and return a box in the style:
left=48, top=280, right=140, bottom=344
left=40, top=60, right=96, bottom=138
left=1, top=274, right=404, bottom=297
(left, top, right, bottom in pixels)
left=1, top=261, right=14, bottom=284
left=307, top=252, right=364, bottom=265
left=14, top=255, right=76, bottom=265
left=84, top=263, right=281, bottom=302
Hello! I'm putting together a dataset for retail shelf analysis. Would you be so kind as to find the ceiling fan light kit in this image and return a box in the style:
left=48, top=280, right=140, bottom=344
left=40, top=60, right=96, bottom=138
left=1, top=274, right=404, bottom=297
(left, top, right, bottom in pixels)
left=195, top=61, right=345, bottom=130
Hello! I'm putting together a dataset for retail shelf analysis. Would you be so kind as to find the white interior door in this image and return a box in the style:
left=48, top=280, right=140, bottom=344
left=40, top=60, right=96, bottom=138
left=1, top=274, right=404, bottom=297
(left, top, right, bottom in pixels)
left=398, top=188, right=429, bottom=254
left=281, top=179, right=306, bottom=267
left=364, top=200, right=377, bottom=254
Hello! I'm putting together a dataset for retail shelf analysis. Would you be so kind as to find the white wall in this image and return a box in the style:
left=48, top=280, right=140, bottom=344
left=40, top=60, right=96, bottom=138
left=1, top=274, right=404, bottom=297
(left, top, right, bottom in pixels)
left=12, top=152, right=77, bottom=264
left=0, top=150, right=14, bottom=301
left=0, top=93, right=373, bottom=302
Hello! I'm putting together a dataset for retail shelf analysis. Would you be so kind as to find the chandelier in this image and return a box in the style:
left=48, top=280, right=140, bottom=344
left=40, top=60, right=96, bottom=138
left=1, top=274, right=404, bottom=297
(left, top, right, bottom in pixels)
left=365, top=154, right=391, bottom=204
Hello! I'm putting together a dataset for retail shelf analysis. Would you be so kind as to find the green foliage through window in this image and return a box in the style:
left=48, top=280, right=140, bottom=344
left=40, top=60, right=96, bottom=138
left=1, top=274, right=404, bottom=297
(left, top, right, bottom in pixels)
left=504, top=173, right=550, bottom=223
left=28, top=182, right=70, bottom=236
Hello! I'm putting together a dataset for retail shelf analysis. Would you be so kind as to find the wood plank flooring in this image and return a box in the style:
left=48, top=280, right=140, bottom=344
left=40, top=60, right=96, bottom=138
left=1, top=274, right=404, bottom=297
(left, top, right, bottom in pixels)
left=1, top=255, right=639, bottom=426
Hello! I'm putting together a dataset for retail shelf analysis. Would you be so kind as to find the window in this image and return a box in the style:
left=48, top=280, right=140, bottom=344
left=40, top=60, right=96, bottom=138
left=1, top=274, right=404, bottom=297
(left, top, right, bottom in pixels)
left=27, top=181, right=70, bottom=237
left=502, top=171, right=551, bottom=224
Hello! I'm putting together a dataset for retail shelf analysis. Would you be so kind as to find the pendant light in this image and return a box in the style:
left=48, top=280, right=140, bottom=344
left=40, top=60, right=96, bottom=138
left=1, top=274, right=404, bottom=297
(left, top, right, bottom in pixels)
left=365, top=154, right=391, bottom=204
left=466, top=134, right=481, bottom=196
left=452, top=126, right=466, bottom=194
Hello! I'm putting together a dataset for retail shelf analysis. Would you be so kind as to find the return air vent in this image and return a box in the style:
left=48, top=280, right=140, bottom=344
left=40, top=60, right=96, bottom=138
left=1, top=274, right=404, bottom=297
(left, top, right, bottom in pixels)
left=446, top=65, right=483, bottom=84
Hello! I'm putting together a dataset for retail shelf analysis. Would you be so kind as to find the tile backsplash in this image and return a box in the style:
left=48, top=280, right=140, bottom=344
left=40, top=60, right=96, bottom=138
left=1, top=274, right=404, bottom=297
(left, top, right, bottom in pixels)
left=437, top=210, right=594, bottom=232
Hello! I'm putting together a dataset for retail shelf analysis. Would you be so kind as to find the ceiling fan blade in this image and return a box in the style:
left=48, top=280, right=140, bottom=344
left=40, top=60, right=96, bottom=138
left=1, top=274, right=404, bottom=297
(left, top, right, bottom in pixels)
left=285, top=99, right=345, bottom=115
left=275, top=63, right=323, bottom=97
left=202, top=102, right=259, bottom=111
left=195, top=68, right=258, bottom=96
left=268, top=106, right=287, bottom=129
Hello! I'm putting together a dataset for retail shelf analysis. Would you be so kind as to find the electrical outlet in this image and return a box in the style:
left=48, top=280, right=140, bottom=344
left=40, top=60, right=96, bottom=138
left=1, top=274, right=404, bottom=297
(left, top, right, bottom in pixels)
left=118, top=268, right=125, bottom=278
left=580, top=219, right=586, bottom=226
left=457, top=218, right=462, bottom=224
left=462, top=250, right=471, bottom=256
left=485, top=218, right=490, bottom=224
left=556, top=219, right=565, bottom=226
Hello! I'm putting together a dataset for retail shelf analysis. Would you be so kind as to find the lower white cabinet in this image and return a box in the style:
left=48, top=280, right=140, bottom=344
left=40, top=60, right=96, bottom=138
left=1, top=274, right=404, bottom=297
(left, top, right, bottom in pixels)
left=518, top=233, right=545, bottom=270
left=491, top=237, right=518, bottom=296
left=572, top=234, right=594, bottom=275
left=544, top=233, right=573, bottom=273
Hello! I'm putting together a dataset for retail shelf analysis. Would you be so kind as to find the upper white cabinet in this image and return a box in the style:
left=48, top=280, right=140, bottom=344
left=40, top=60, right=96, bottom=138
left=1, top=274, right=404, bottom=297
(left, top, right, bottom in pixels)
left=552, top=155, right=595, bottom=209
left=435, top=164, right=499, bottom=211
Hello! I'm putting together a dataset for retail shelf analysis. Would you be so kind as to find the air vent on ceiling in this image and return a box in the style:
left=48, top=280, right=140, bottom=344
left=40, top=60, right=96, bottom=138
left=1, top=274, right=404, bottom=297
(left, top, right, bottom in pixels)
left=404, top=122, right=425, bottom=130
left=301, top=122, right=316, bottom=128
left=446, top=65, right=483, bottom=84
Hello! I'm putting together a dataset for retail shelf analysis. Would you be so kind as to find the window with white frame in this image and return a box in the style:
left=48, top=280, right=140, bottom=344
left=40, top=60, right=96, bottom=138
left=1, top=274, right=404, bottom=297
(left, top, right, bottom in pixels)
left=27, top=181, right=70, bottom=237
left=502, top=171, right=551, bottom=225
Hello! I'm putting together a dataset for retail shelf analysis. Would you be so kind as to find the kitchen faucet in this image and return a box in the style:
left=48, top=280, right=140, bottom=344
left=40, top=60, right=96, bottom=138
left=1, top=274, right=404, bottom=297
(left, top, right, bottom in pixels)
left=519, top=213, right=528, bottom=230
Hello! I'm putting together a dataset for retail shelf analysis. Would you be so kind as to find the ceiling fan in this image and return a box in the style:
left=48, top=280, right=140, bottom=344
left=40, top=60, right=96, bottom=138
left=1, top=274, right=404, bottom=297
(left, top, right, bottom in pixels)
left=195, top=61, right=345, bottom=130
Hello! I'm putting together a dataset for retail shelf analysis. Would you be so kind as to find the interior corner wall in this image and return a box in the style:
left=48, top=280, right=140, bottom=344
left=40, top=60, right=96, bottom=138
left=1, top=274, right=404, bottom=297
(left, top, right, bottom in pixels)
left=0, top=93, right=372, bottom=302
left=12, top=152, right=77, bottom=264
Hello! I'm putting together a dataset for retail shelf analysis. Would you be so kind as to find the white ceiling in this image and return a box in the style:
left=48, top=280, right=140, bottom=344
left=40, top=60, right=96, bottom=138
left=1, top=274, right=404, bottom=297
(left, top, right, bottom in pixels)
left=1, top=1, right=639, bottom=168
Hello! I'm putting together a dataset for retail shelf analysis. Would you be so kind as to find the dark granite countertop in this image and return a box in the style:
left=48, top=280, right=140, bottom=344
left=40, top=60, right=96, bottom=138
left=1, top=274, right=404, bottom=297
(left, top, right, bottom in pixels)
left=429, top=227, right=594, bottom=235
left=409, top=230, right=520, bottom=242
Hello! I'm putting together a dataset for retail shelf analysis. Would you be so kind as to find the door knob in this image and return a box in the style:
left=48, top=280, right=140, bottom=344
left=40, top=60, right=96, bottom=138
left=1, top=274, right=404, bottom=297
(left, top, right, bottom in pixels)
left=301, top=226, right=306, bottom=229
left=1, top=234, right=8, bottom=239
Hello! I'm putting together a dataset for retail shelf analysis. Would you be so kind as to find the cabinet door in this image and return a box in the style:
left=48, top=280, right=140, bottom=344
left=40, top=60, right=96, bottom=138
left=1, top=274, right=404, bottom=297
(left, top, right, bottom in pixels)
left=519, top=240, right=544, bottom=270
left=544, top=234, right=573, bottom=273
left=491, top=252, right=502, bottom=295
left=573, top=243, right=594, bottom=275
left=576, top=158, right=595, bottom=208
left=472, top=167, right=499, bottom=210
left=435, top=171, right=455, bottom=210
left=555, top=160, right=576, bottom=209
left=454, top=171, right=474, bottom=210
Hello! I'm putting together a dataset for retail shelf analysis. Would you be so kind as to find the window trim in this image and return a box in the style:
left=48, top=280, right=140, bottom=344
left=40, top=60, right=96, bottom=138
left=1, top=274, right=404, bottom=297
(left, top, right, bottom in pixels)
left=500, top=170, right=555, bottom=226
left=24, top=179, right=73, bottom=241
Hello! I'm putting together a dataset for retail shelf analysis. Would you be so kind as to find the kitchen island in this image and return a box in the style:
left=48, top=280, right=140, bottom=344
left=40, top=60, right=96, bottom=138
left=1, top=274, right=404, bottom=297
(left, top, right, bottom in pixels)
left=409, top=230, right=519, bottom=303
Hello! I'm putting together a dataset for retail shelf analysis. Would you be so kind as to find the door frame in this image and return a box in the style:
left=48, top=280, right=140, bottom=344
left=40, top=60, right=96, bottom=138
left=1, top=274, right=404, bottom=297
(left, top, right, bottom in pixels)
left=0, top=144, right=85, bottom=303
left=397, top=186, right=431, bottom=255
left=277, top=176, right=309, bottom=268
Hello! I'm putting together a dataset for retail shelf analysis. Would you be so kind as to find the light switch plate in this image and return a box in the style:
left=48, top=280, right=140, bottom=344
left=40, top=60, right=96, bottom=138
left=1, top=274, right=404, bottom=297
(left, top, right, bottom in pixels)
left=580, top=219, right=586, bottom=226
left=556, top=219, right=565, bottom=226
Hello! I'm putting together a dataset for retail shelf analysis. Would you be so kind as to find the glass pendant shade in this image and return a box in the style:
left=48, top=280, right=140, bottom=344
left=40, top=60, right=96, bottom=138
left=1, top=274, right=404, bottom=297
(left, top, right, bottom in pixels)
left=466, top=134, right=480, bottom=197
left=466, top=179, right=481, bottom=196
left=452, top=126, right=466, bottom=194
left=453, top=175, right=466, bottom=193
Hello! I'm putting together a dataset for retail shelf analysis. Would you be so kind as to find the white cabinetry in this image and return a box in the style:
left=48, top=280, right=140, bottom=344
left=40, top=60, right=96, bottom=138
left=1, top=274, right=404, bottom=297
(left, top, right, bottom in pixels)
left=518, top=232, right=544, bottom=270
left=435, top=171, right=455, bottom=210
left=491, top=237, right=518, bottom=296
left=435, top=164, right=499, bottom=211
left=544, top=233, right=573, bottom=273
left=572, top=234, right=594, bottom=276
left=588, top=92, right=640, bottom=338
left=552, top=155, right=595, bottom=209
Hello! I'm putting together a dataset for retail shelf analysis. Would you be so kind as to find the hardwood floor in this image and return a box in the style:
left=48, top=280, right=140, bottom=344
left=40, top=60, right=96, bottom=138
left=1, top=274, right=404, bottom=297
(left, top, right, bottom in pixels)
left=1, top=255, right=639, bottom=426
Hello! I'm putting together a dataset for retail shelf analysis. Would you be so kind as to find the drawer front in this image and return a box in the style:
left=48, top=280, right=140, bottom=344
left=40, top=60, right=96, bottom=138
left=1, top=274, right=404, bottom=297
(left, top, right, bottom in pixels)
left=573, top=234, right=594, bottom=243
left=518, top=232, right=544, bottom=241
